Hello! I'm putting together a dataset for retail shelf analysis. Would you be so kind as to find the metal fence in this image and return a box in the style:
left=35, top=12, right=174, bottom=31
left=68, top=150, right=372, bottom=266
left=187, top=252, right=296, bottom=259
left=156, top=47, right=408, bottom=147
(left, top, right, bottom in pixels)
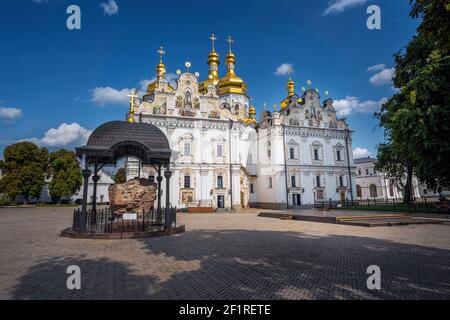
left=314, top=198, right=449, bottom=214
left=72, top=207, right=177, bottom=234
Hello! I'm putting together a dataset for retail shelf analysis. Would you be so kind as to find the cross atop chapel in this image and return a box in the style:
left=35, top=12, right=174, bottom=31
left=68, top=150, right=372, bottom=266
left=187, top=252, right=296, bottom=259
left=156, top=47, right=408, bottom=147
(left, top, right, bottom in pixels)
left=226, top=35, right=234, bottom=53
left=210, top=33, right=217, bottom=50
left=158, top=46, right=166, bottom=63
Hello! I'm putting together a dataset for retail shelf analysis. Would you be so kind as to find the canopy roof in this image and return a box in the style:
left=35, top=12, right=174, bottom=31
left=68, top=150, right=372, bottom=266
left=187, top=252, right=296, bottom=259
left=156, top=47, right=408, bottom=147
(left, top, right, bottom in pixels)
left=76, top=121, right=171, bottom=166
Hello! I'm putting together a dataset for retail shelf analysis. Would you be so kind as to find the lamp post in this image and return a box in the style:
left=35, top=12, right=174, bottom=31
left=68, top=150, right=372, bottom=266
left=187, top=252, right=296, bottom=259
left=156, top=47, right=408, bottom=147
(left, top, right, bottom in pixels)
left=228, top=119, right=234, bottom=211
left=344, top=128, right=354, bottom=202
left=282, top=124, right=289, bottom=209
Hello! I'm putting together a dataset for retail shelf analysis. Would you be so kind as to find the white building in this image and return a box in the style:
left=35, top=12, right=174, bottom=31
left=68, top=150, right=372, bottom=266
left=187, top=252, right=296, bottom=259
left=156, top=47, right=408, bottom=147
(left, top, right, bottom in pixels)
left=124, top=37, right=357, bottom=210
left=354, top=157, right=449, bottom=200
left=73, top=169, right=114, bottom=205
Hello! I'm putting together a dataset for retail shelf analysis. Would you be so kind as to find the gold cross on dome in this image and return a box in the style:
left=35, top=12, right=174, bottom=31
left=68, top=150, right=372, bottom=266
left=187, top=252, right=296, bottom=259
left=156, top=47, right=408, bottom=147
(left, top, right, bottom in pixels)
left=127, top=90, right=138, bottom=123
left=226, top=35, right=234, bottom=52
left=157, top=46, right=166, bottom=62
left=127, top=89, right=138, bottom=105
left=210, top=33, right=217, bottom=50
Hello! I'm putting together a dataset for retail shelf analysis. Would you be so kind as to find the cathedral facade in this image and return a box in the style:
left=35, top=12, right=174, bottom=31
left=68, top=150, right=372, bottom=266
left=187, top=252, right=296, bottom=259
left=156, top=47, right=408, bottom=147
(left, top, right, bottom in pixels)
left=126, top=36, right=357, bottom=210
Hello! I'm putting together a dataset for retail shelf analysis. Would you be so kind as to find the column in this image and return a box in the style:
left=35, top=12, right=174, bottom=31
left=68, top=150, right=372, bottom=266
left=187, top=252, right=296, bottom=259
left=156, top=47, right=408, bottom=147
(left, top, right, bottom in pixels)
left=91, top=163, right=99, bottom=225
left=80, top=158, right=91, bottom=233
left=164, top=169, right=172, bottom=228
left=81, top=164, right=91, bottom=212
left=157, top=165, right=162, bottom=211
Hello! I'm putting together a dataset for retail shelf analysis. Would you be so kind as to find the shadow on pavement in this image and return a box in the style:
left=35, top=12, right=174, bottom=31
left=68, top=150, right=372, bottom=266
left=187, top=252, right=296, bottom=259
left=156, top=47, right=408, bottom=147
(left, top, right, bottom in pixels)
left=10, top=229, right=450, bottom=300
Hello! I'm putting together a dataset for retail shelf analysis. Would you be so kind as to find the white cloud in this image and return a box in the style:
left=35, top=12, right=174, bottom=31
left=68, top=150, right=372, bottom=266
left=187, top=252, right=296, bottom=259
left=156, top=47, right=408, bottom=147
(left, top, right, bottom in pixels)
left=0, top=107, right=22, bottom=120
left=91, top=74, right=178, bottom=107
left=139, top=73, right=178, bottom=91
left=367, top=64, right=386, bottom=72
left=323, top=0, right=368, bottom=15
left=274, top=63, right=295, bottom=76
left=91, top=87, right=131, bottom=106
left=333, top=96, right=387, bottom=117
left=353, top=147, right=371, bottom=158
left=24, top=123, right=91, bottom=148
left=101, top=0, right=119, bottom=16
left=369, top=67, right=395, bottom=86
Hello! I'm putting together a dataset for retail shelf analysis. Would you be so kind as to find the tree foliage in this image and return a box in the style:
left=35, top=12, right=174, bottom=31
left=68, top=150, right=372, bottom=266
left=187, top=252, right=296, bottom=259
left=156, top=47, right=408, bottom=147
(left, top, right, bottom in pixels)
left=0, top=142, right=49, bottom=202
left=376, top=0, right=450, bottom=201
left=114, top=168, right=127, bottom=184
left=48, top=150, right=82, bottom=203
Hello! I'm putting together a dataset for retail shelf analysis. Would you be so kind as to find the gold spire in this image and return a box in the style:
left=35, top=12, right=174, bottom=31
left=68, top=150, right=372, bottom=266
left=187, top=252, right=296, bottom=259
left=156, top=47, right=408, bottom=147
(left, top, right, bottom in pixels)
left=287, top=77, right=295, bottom=97
left=127, top=90, right=138, bottom=123
left=156, top=46, right=166, bottom=81
left=239, top=97, right=256, bottom=125
left=249, top=97, right=256, bottom=118
left=281, top=77, right=296, bottom=109
left=144, top=46, right=174, bottom=98
left=217, top=36, right=248, bottom=96
left=199, top=34, right=221, bottom=94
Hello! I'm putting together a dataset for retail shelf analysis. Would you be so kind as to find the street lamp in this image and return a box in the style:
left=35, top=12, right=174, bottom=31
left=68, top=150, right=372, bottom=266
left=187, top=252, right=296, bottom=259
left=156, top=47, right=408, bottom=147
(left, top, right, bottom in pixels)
left=344, top=128, right=354, bottom=202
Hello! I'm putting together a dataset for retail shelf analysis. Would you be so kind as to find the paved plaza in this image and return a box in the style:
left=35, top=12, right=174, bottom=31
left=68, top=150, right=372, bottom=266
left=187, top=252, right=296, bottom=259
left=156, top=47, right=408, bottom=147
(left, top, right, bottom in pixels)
left=0, top=207, right=449, bottom=300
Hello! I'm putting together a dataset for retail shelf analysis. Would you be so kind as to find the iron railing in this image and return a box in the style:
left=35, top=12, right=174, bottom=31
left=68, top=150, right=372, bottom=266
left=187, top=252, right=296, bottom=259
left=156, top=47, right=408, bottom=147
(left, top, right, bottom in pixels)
left=72, top=207, right=177, bottom=234
left=314, top=197, right=449, bottom=214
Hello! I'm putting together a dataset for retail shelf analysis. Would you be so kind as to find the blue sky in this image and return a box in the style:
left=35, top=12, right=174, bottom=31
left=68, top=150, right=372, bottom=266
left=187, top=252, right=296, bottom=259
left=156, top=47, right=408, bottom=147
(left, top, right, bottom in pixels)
left=0, top=0, right=419, bottom=158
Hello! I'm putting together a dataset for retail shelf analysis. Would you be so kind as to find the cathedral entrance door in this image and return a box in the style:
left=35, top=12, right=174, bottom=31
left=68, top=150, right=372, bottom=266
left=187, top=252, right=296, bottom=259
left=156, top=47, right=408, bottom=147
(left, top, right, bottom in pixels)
left=292, top=194, right=301, bottom=207
left=217, top=195, right=225, bottom=209
left=340, top=191, right=346, bottom=204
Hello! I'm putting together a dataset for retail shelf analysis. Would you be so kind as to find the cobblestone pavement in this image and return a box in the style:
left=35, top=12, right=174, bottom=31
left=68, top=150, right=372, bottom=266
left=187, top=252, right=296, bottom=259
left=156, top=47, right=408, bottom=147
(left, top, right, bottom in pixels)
left=0, top=207, right=449, bottom=300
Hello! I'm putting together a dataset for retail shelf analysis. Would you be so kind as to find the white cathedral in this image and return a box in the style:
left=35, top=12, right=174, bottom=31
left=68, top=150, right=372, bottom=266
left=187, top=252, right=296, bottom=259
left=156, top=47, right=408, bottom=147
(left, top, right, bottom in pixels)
left=125, top=36, right=357, bottom=210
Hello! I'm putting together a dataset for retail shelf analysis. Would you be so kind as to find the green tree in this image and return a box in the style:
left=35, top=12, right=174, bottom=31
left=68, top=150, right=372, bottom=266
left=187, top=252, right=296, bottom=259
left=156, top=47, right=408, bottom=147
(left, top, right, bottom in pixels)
left=376, top=0, right=450, bottom=202
left=114, top=168, right=127, bottom=184
left=48, top=150, right=82, bottom=204
left=0, top=142, right=49, bottom=204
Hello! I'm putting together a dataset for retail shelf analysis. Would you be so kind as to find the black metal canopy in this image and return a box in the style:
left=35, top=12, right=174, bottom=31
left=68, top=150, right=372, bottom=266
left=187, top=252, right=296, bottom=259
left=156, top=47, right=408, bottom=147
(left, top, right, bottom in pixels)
left=76, top=121, right=171, bottom=165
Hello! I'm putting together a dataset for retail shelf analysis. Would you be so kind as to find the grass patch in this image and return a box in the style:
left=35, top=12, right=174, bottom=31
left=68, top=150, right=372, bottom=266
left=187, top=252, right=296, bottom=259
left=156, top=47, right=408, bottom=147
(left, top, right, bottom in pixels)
left=335, top=204, right=441, bottom=214
left=36, top=203, right=79, bottom=208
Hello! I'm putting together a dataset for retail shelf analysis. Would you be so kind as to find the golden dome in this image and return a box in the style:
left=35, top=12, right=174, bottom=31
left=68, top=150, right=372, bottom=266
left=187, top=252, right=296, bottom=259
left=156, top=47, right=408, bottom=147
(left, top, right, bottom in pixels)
left=208, top=49, right=220, bottom=63
left=199, top=34, right=222, bottom=94
left=217, top=52, right=247, bottom=95
left=156, top=62, right=165, bottom=81
left=287, top=78, right=295, bottom=97
left=217, top=36, right=247, bottom=95
left=144, top=47, right=174, bottom=98
left=199, top=49, right=220, bottom=94
left=249, top=106, right=256, bottom=116
left=281, top=78, right=296, bottom=109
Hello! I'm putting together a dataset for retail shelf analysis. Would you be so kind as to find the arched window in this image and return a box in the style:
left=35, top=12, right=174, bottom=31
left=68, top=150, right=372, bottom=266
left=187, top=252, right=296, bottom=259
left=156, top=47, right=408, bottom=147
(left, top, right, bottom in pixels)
left=369, top=184, right=378, bottom=198
left=334, top=143, right=345, bottom=162
left=356, top=185, right=362, bottom=198
left=181, top=133, right=194, bottom=157
left=312, top=141, right=322, bottom=161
